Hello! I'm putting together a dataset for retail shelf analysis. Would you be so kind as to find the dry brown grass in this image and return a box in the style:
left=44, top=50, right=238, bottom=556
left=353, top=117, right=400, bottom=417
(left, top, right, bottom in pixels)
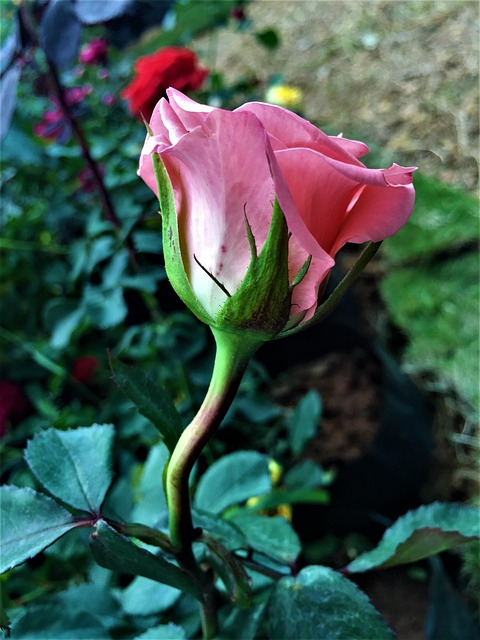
left=195, top=0, right=479, bottom=191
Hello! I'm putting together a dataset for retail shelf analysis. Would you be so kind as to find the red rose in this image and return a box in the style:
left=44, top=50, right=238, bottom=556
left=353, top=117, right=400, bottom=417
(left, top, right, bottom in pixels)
left=121, top=47, right=207, bottom=120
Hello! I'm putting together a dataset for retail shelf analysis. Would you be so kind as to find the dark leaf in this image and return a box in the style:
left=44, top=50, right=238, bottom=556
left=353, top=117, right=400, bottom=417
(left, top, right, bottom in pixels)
left=0, top=63, right=21, bottom=140
left=40, top=0, right=82, bottom=68
left=111, top=360, right=183, bottom=453
left=0, top=30, right=19, bottom=75
left=344, top=502, right=480, bottom=574
left=90, top=520, right=202, bottom=601
left=74, top=0, right=134, bottom=24
left=425, top=557, right=480, bottom=640
left=286, top=389, right=322, bottom=456
left=255, top=28, right=281, bottom=50
left=10, top=604, right=106, bottom=639
left=221, top=602, right=267, bottom=640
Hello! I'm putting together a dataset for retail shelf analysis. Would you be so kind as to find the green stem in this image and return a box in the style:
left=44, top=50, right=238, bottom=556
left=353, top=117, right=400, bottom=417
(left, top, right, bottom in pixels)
left=166, top=328, right=262, bottom=553
left=165, top=327, right=262, bottom=639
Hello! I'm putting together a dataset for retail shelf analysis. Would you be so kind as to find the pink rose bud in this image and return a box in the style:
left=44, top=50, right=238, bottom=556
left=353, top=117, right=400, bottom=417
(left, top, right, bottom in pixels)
left=139, top=89, right=416, bottom=338
left=79, top=38, right=108, bottom=66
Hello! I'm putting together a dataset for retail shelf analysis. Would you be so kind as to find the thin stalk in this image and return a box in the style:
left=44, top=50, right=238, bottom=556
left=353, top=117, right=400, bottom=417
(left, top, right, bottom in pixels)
left=280, top=241, right=382, bottom=338
left=44, top=60, right=121, bottom=231
left=43, top=59, right=139, bottom=268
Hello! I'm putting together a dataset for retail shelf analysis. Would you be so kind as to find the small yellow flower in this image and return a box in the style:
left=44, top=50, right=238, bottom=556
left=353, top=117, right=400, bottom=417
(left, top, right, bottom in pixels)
left=245, top=459, right=292, bottom=520
left=268, top=459, right=283, bottom=486
left=276, top=504, right=293, bottom=521
left=246, top=496, right=261, bottom=508
left=265, top=85, right=303, bottom=110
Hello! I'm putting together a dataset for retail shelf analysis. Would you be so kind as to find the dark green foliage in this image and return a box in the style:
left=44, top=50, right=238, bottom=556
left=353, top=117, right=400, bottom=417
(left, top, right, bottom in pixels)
left=0, top=486, right=77, bottom=573
left=194, top=451, right=272, bottom=514
left=269, top=566, right=394, bottom=639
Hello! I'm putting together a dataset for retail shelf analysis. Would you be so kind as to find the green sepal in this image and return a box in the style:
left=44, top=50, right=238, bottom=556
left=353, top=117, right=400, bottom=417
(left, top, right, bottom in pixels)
left=151, top=152, right=212, bottom=325
left=290, top=254, right=312, bottom=289
left=215, top=199, right=291, bottom=338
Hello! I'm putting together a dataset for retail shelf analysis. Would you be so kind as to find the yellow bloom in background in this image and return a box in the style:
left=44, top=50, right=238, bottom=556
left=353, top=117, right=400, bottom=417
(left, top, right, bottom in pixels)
left=245, top=459, right=292, bottom=521
left=268, top=459, right=283, bottom=486
left=264, top=84, right=303, bottom=110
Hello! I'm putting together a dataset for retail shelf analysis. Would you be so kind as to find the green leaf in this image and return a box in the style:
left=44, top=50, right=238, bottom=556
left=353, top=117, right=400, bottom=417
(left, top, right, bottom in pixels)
left=10, top=605, right=106, bottom=639
left=131, top=441, right=169, bottom=527
left=227, top=511, right=301, bottom=565
left=255, top=28, right=281, bottom=50
left=84, top=236, right=116, bottom=275
left=43, top=299, right=85, bottom=349
left=53, top=583, right=121, bottom=630
left=121, top=576, right=181, bottom=616
left=133, top=623, right=186, bottom=640
left=129, top=0, right=236, bottom=53
left=102, top=251, right=128, bottom=288
left=192, top=509, right=247, bottom=552
left=112, top=360, right=183, bottom=453
left=194, top=451, right=272, bottom=514
left=83, top=284, right=127, bottom=329
left=90, top=520, right=202, bottom=601
left=286, top=389, right=322, bottom=456
left=269, top=565, right=394, bottom=639
left=0, top=485, right=76, bottom=573
left=284, top=459, right=333, bottom=489
left=345, top=502, right=480, bottom=574
left=132, top=230, right=163, bottom=254
left=246, top=487, right=330, bottom=511
left=25, top=424, right=115, bottom=513
left=221, top=602, right=268, bottom=640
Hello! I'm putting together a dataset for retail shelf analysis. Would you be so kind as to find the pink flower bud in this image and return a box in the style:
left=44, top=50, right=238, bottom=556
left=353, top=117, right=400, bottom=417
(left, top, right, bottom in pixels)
left=79, top=38, right=108, bottom=66
left=139, top=89, right=416, bottom=335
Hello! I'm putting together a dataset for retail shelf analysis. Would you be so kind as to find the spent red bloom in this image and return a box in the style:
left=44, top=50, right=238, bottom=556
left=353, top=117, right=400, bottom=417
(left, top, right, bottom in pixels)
left=121, top=47, right=207, bottom=121
left=34, top=85, right=91, bottom=143
left=72, top=356, right=99, bottom=384
left=0, top=381, right=28, bottom=437
left=77, top=165, right=104, bottom=193
left=79, top=38, right=108, bottom=66
left=33, top=109, right=66, bottom=141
